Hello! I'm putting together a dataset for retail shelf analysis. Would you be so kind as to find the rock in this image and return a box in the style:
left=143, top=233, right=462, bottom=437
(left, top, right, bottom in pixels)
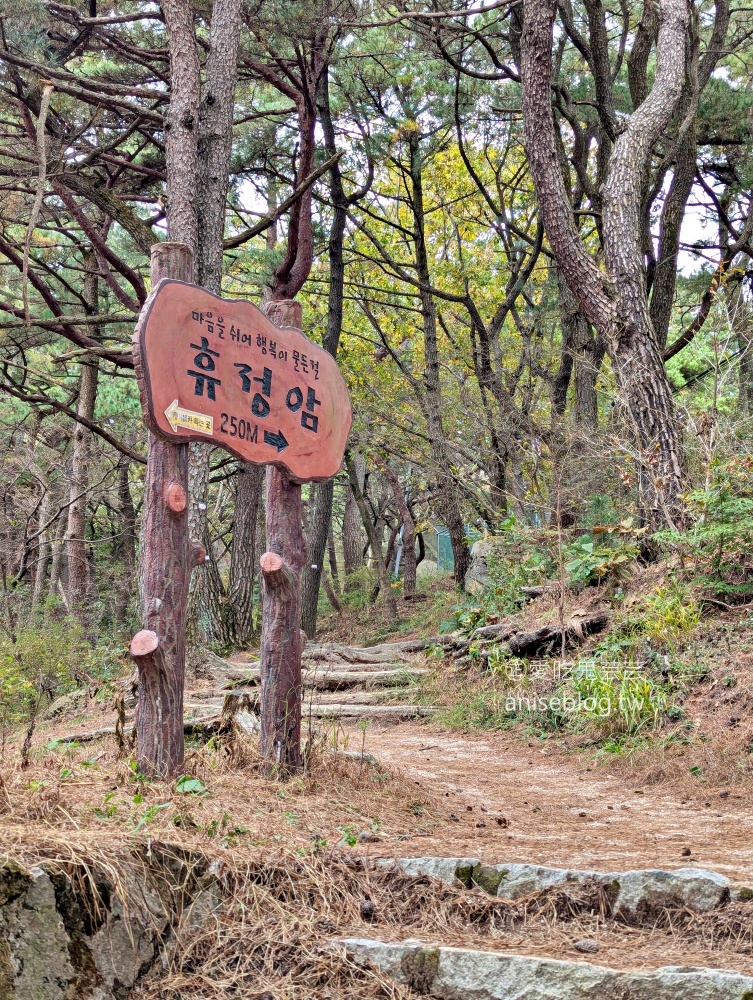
left=342, top=937, right=753, bottom=999
left=358, top=830, right=381, bottom=843
left=0, top=867, right=74, bottom=1000
left=472, top=865, right=506, bottom=895
left=234, top=710, right=259, bottom=735
left=464, top=539, right=498, bottom=594
left=613, top=868, right=730, bottom=921
left=377, top=857, right=480, bottom=887
left=0, top=861, right=30, bottom=907
left=416, top=558, right=439, bottom=579
left=384, top=858, right=734, bottom=921
left=0, top=852, right=196, bottom=999
left=329, top=749, right=378, bottom=767
left=43, top=689, right=87, bottom=720
left=489, top=863, right=578, bottom=899
left=574, top=939, right=600, bottom=953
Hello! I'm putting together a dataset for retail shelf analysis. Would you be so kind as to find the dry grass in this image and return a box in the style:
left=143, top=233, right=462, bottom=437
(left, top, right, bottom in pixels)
left=0, top=727, right=437, bottom=856
left=128, top=856, right=609, bottom=999
left=4, top=821, right=753, bottom=998
left=2, top=723, right=752, bottom=997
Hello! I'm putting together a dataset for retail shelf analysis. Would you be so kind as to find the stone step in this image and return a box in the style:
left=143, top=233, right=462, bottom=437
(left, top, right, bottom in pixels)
left=303, top=668, right=426, bottom=690
left=183, top=698, right=434, bottom=722
left=342, top=938, right=753, bottom=1000
left=214, top=664, right=424, bottom=689
left=303, top=703, right=435, bottom=720
left=302, top=643, right=418, bottom=665
left=376, top=857, right=749, bottom=914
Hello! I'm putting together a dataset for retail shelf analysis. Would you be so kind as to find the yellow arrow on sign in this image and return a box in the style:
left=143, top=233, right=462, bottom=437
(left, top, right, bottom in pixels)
left=164, top=399, right=213, bottom=435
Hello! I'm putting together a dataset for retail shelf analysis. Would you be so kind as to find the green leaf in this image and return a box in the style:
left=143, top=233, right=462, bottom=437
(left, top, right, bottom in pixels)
left=175, top=775, right=206, bottom=795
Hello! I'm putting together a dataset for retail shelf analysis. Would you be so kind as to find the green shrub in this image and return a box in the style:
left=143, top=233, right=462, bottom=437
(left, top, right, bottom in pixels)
left=656, top=457, right=753, bottom=599
left=484, top=519, right=556, bottom=613
left=563, top=522, right=642, bottom=589
left=0, top=608, right=124, bottom=726
left=641, top=584, right=701, bottom=641
left=570, top=664, right=668, bottom=735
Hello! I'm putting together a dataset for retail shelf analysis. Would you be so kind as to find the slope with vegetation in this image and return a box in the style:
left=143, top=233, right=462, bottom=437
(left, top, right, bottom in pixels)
left=1, top=0, right=753, bottom=995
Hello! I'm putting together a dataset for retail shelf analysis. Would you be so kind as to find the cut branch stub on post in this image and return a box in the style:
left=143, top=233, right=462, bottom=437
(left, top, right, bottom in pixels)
left=132, top=242, right=194, bottom=780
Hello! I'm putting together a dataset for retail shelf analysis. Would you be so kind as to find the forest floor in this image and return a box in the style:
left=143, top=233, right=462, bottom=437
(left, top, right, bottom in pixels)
left=350, top=720, right=753, bottom=877
left=4, top=572, right=753, bottom=991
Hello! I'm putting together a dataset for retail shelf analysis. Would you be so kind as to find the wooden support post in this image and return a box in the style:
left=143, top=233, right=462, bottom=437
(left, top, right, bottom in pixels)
left=132, top=242, right=194, bottom=779
left=260, top=299, right=306, bottom=775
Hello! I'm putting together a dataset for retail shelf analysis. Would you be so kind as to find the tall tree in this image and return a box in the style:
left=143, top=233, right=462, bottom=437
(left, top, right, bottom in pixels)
left=519, top=0, right=730, bottom=529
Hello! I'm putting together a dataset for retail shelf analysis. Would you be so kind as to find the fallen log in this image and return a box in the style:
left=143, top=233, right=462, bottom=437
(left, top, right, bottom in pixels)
left=520, top=584, right=562, bottom=599
left=508, top=612, right=609, bottom=658
left=468, top=623, right=517, bottom=643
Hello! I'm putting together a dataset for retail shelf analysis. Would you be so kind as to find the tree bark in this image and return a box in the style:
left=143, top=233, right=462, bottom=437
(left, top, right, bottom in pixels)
left=301, top=479, right=333, bottom=638
left=228, top=461, right=263, bottom=646
left=378, top=461, right=417, bottom=600
left=600, top=0, right=688, bottom=528
left=327, top=524, right=340, bottom=593
left=160, top=0, right=200, bottom=259
left=259, top=468, right=304, bottom=773
left=49, top=511, right=67, bottom=599
left=257, top=299, right=307, bottom=775
left=186, top=0, right=243, bottom=653
left=196, top=0, right=243, bottom=293
left=735, top=282, right=753, bottom=417
left=133, top=242, right=194, bottom=779
left=114, top=457, right=136, bottom=626
left=299, top=70, right=356, bottom=639
left=521, top=0, right=688, bottom=529
left=31, top=484, right=53, bottom=609
left=345, top=453, right=398, bottom=617
left=407, top=131, right=470, bottom=584
left=553, top=270, right=603, bottom=427
left=66, top=359, right=98, bottom=618
left=343, top=457, right=365, bottom=581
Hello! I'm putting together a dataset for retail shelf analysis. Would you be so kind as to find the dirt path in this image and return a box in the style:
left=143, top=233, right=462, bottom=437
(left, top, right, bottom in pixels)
left=355, top=722, right=753, bottom=879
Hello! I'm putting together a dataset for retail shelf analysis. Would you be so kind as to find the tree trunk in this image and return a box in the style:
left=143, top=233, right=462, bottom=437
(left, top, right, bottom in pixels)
left=115, top=457, right=136, bottom=626
left=408, top=131, right=469, bottom=585
left=185, top=0, right=244, bottom=655
left=258, top=299, right=306, bottom=775
left=228, top=461, right=263, bottom=646
left=133, top=242, right=194, bottom=779
left=343, top=455, right=365, bottom=581
left=345, top=453, right=398, bottom=617
left=378, top=462, right=417, bottom=601
left=185, top=442, right=228, bottom=660
left=31, top=484, right=53, bottom=609
left=521, top=0, right=688, bottom=529
left=301, top=479, right=334, bottom=638
left=49, top=511, right=67, bottom=600
left=196, top=0, right=242, bottom=293
left=160, top=0, right=200, bottom=260
left=553, top=271, right=603, bottom=427
left=327, top=524, right=340, bottom=593
left=299, top=72, right=351, bottom=639
left=736, top=290, right=753, bottom=417
left=66, top=355, right=98, bottom=619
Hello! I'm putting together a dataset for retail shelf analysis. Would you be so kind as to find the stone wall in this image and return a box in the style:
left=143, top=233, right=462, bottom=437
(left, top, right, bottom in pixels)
left=0, top=847, right=219, bottom=1000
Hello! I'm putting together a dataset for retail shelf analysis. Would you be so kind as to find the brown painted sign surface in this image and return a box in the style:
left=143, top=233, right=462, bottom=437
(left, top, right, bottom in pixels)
left=134, top=280, right=352, bottom=482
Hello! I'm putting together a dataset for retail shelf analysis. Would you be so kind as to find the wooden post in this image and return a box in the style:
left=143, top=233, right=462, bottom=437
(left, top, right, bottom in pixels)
left=259, top=299, right=306, bottom=775
left=132, top=242, right=194, bottom=779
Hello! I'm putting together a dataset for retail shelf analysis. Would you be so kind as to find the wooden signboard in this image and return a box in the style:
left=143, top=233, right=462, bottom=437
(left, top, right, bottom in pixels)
left=134, top=280, right=352, bottom=483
